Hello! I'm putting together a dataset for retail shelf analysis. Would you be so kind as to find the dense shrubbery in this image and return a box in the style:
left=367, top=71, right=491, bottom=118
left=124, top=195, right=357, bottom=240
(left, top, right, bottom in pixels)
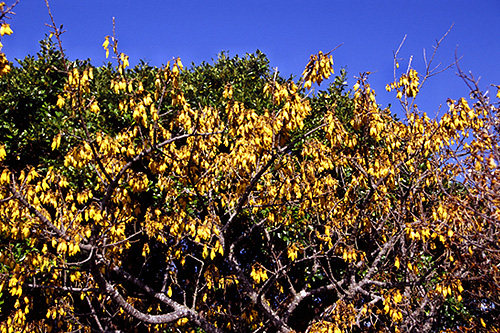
left=0, top=2, right=499, bottom=332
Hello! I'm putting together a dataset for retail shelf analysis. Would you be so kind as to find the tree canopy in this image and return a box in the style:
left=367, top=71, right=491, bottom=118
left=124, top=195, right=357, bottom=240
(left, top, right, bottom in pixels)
left=0, top=2, right=499, bottom=332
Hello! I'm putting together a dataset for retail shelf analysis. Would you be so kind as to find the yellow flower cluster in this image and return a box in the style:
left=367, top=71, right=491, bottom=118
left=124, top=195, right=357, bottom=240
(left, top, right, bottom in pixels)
left=0, top=21, right=13, bottom=76
left=434, top=280, right=464, bottom=301
left=0, top=51, right=9, bottom=76
left=302, top=51, right=334, bottom=89
left=250, top=265, right=268, bottom=284
left=222, top=84, right=233, bottom=99
left=342, top=246, right=365, bottom=263
left=0, top=23, right=12, bottom=36
left=58, top=67, right=98, bottom=113
left=102, top=35, right=116, bottom=59
left=263, top=80, right=311, bottom=132
left=382, top=290, right=403, bottom=322
left=287, top=243, right=299, bottom=261
left=386, top=68, right=420, bottom=99
left=307, top=301, right=357, bottom=333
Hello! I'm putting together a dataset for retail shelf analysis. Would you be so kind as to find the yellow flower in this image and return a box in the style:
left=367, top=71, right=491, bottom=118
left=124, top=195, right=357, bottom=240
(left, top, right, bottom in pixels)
left=120, top=53, right=129, bottom=68
left=0, top=144, right=5, bottom=160
left=90, top=101, right=100, bottom=113
left=0, top=23, right=13, bottom=36
left=287, top=245, right=298, bottom=261
left=56, top=95, right=65, bottom=108
left=102, top=36, right=109, bottom=49
left=102, top=36, right=110, bottom=58
left=51, top=134, right=61, bottom=150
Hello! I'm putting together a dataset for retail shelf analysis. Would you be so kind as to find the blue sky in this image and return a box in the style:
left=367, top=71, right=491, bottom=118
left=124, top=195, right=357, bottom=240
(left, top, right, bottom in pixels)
left=2, top=1, right=500, bottom=116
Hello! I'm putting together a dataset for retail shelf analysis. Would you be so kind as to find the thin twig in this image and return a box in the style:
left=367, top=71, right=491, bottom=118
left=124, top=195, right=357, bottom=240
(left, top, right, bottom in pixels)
left=43, top=0, right=68, bottom=71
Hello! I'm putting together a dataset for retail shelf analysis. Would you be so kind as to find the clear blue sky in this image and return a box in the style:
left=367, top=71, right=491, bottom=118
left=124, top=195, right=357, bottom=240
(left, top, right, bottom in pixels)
left=3, top=1, right=500, bottom=116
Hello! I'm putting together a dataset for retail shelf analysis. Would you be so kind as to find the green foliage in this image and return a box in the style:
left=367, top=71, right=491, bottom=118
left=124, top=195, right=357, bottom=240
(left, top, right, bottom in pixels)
left=0, top=37, right=66, bottom=169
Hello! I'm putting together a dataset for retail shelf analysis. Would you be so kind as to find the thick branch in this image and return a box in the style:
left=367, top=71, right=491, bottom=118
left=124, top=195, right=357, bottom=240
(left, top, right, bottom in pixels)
left=93, top=263, right=222, bottom=333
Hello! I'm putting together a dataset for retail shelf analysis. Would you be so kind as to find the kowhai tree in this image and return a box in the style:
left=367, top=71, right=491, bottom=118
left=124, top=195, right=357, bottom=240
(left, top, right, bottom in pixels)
left=0, top=2, right=499, bottom=332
